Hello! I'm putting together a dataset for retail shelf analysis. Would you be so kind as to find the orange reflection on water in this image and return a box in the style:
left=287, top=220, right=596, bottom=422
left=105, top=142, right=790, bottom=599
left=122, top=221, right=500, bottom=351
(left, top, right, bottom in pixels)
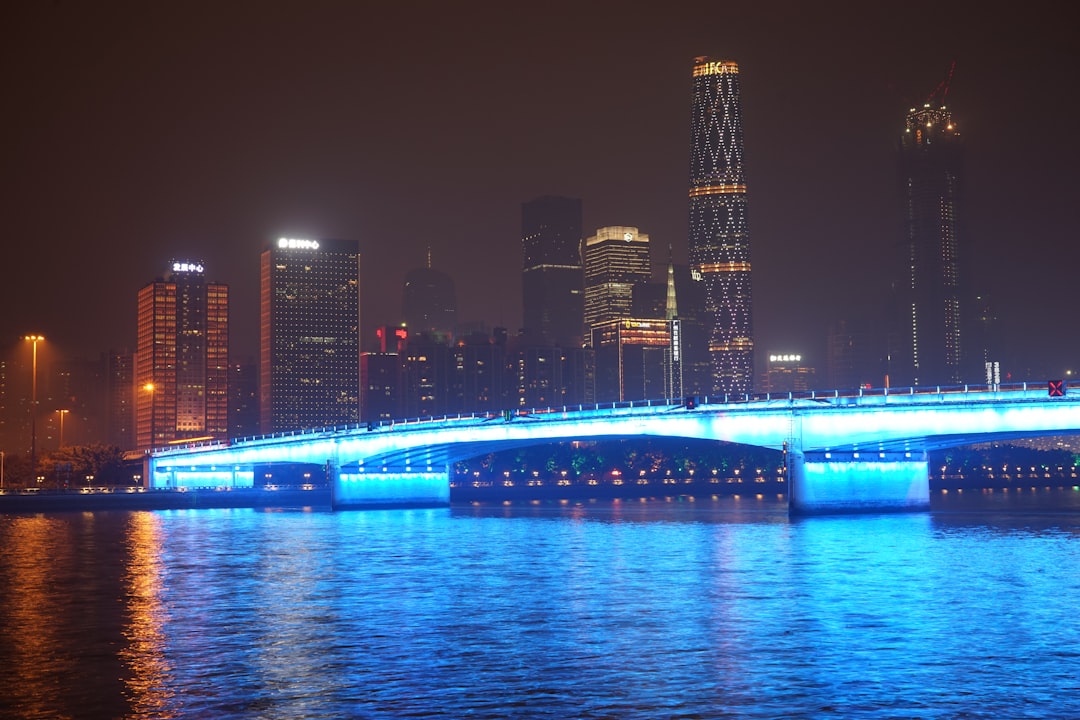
left=120, top=511, right=179, bottom=718
left=1, top=514, right=79, bottom=711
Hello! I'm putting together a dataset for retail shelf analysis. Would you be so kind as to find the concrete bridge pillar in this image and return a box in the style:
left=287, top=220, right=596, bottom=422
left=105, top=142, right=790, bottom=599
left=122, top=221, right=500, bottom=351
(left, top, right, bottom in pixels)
left=788, top=450, right=930, bottom=515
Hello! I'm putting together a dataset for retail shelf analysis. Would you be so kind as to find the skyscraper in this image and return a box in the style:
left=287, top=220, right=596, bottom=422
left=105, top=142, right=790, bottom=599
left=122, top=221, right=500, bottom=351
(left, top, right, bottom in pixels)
left=583, top=226, right=652, bottom=336
left=402, top=249, right=457, bottom=343
left=260, top=237, right=361, bottom=433
left=687, top=56, right=753, bottom=394
left=897, top=99, right=964, bottom=386
left=135, top=260, right=229, bottom=450
left=521, top=196, right=584, bottom=348
left=590, top=319, right=671, bottom=402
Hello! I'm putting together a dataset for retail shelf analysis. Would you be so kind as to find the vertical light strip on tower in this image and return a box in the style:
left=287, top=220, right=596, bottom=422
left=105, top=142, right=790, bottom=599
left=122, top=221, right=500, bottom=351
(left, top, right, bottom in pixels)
left=687, top=56, right=753, bottom=394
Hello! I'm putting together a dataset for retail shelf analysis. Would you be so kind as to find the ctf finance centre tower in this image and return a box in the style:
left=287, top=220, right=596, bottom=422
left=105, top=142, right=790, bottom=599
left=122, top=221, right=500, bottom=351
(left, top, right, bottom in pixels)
left=897, top=100, right=963, bottom=387
left=687, top=57, right=753, bottom=394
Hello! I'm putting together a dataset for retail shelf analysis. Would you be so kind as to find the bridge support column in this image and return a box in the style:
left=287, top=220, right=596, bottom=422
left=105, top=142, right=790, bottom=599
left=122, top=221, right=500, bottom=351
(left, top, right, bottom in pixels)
left=788, top=450, right=930, bottom=515
left=332, top=464, right=451, bottom=510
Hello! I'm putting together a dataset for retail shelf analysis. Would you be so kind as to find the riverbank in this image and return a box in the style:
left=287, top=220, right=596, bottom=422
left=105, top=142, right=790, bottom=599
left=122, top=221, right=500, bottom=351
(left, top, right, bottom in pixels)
left=4, top=475, right=1078, bottom=513
left=0, top=487, right=333, bottom=513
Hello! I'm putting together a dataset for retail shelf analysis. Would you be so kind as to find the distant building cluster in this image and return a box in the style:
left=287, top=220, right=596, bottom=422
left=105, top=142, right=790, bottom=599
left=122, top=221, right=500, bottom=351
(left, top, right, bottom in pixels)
left=0, top=57, right=990, bottom=458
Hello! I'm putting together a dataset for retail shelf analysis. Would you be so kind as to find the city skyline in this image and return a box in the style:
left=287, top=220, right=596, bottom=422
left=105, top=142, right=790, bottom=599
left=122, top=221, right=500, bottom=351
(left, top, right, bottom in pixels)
left=3, top=3, right=1077, bottom=382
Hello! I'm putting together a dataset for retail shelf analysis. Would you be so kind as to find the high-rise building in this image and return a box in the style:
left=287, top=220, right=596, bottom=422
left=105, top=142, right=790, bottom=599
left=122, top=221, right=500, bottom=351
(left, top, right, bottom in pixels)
left=591, top=319, right=671, bottom=402
left=360, top=325, right=408, bottom=423
left=897, top=99, right=964, bottom=386
left=448, top=330, right=505, bottom=415
left=504, top=332, right=586, bottom=408
left=402, top=248, right=457, bottom=343
left=260, top=237, right=361, bottom=433
left=521, top=196, right=584, bottom=348
left=106, top=350, right=134, bottom=450
left=135, top=260, right=229, bottom=450
left=687, top=56, right=753, bottom=394
left=361, top=352, right=404, bottom=423
left=402, top=334, right=450, bottom=418
left=229, top=359, right=259, bottom=439
left=583, top=226, right=652, bottom=336
left=760, top=353, right=815, bottom=394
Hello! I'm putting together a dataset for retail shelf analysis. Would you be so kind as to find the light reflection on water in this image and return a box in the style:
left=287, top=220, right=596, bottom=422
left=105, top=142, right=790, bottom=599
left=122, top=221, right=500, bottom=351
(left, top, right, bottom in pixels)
left=1, top=492, right=1079, bottom=719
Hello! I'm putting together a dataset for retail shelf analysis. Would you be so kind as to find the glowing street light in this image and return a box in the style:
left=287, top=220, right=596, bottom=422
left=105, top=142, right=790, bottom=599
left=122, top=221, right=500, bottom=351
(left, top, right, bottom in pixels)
left=143, top=382, right=156, bottom=450
left=56, top=409, right=70, bottom=449
left=23, top=335, right=44, bottom=473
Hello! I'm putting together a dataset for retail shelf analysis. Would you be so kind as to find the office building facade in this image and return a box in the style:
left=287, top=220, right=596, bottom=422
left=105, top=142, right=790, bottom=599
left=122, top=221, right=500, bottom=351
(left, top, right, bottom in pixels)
left=135, top=260, right=229, bottom=450
left=260, top=237, right=361, bottom=432
left=760, top=353, right=816, bottom=394
left=591, top=319, right=672, bottom=402
left=687, top=56, right=753, bottom=394
left=583, top=226, right=652, bottom=336
left=521, top=196, right=584, bottom=348
left=897, top=101, right=964, bottom=386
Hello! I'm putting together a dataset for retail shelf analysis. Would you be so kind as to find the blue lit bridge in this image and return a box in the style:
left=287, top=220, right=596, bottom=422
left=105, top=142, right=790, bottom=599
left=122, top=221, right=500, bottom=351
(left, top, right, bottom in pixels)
left=147, top=382, right=1080, bottom=514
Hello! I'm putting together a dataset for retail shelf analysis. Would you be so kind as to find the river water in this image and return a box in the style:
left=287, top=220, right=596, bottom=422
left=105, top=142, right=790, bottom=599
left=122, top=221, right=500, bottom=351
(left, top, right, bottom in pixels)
left=2, top=489, right=1079, bottom=719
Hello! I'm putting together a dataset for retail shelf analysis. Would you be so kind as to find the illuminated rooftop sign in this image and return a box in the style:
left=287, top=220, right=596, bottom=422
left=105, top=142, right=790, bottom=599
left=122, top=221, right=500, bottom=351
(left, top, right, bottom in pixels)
left=278, top=237, right=320, bottom=250
left=770, top=354, right=802, bottom=363
left=692, top=60, right=738, bottom=77
left=171, top=261, right=204, bottom=273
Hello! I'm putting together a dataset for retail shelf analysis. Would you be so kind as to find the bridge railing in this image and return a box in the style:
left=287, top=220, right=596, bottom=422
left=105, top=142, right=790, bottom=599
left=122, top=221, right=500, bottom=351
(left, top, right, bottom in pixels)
left=696, top=381, right=1043, bottom=406
left=172, top=380, right=1053, bottom=454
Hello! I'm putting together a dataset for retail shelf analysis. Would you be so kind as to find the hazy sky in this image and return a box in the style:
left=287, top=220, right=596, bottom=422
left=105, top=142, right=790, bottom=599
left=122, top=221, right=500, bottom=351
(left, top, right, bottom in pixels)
left=3, top=1, right=1076, bottom=380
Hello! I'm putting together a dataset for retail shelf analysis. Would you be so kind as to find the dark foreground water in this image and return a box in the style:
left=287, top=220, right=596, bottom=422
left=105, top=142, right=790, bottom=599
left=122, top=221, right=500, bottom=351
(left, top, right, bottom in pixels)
left=2, top=490, right=1080, bottom=719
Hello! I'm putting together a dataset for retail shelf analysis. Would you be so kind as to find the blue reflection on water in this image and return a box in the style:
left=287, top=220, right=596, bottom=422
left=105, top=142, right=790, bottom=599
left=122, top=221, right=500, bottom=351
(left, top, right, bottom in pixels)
left=1, top=493, right=1079, bottom=718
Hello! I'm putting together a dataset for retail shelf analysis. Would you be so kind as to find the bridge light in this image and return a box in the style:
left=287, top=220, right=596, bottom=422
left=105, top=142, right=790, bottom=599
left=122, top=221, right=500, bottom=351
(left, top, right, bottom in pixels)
left=684, top=396, right=696, bottom=409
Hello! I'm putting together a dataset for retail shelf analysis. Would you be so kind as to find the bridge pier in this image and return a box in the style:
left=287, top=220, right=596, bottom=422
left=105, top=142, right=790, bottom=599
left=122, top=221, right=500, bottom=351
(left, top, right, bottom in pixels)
left=788, top=450, right=930, bottom=515
left=332, top=464, right=450, bottom=510
left=147, top=460, right=255, bottom=489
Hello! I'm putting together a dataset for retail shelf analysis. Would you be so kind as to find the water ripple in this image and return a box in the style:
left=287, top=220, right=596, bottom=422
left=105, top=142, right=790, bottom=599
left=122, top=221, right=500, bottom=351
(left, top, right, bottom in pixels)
left=1, top=496, right=1079, bottom=718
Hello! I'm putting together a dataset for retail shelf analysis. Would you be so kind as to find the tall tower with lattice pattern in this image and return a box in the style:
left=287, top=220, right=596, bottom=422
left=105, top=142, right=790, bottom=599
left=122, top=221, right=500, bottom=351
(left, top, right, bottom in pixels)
left=687, top=57, right=753, bottom=394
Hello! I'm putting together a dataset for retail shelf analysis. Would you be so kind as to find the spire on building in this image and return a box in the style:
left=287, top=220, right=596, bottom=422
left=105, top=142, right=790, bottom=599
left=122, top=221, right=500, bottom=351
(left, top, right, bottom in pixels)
left=665, top=245, right=678, bottom=321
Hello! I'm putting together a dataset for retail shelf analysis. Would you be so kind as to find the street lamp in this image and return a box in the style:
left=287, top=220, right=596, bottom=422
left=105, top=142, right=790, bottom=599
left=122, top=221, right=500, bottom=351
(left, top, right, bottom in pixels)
left=23, top=335, right=44, bottom=475
left=143, top=382, right=155, bottom=450
left=56, top=409, right=70, bottom=449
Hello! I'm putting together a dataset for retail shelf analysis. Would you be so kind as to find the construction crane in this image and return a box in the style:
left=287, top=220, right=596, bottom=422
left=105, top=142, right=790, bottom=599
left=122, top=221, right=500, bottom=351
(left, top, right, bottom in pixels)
left=926, top=60, right=956, bottom=107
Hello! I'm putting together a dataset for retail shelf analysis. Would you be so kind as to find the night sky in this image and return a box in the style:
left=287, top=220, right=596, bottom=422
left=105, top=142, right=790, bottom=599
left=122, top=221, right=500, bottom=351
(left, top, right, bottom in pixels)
left=3, top=2, right=1076, bottom=381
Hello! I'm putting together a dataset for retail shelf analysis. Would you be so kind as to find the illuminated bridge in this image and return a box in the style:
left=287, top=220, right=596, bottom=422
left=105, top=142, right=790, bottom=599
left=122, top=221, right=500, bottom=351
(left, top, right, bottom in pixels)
left=146, top=382, right=1080, bottom=515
